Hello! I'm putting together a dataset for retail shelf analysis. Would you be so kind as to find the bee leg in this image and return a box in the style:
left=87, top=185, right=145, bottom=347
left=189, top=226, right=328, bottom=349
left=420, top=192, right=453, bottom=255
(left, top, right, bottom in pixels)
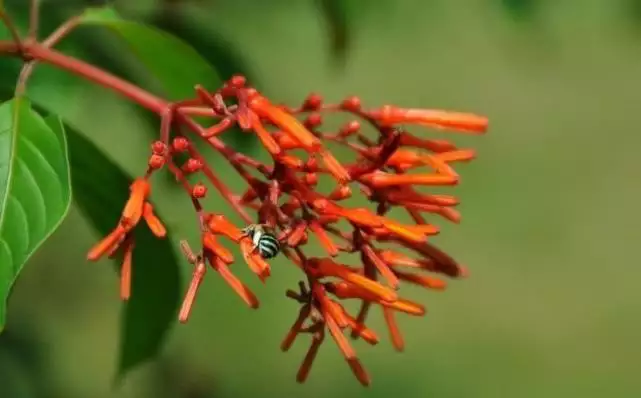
left=250, top=236, right=261, bottom=253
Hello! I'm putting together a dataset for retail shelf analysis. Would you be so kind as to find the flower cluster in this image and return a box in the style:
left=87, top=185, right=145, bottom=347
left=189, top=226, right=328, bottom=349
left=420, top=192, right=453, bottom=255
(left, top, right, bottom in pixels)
left=87, top=75, right=488, bottom=386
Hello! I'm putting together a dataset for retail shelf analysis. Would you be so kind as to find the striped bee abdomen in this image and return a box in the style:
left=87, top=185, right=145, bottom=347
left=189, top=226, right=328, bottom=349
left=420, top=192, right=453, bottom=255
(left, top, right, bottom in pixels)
left=257, top=233, right=280, bottom=259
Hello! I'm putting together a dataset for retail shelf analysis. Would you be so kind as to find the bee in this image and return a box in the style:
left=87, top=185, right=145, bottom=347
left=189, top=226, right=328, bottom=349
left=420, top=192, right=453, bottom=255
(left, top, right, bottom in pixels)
left=241, top=223, right=281, bottom=259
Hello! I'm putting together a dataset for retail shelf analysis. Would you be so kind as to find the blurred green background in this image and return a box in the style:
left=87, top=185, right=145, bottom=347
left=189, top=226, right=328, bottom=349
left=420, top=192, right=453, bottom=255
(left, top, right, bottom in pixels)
left=2, top=0, right=641, bottom=397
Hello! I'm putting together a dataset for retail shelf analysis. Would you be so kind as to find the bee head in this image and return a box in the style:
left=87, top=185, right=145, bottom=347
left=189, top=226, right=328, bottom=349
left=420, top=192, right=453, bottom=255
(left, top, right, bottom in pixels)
left=241, top=223, right=267, bottom=238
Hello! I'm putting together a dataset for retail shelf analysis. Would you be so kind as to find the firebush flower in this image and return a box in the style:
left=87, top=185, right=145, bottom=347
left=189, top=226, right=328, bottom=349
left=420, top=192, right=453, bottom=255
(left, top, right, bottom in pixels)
left=86, top=75, right=488, bottom=386
left=87, top=178, right=166, bottom=300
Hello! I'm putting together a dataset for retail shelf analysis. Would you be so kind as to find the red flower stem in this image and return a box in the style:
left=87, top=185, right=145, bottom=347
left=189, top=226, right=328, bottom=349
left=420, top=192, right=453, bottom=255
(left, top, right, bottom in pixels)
left=167, top=161, right=209, bottom=231
left=187, top=146, right=253, bottom=224
left=178, top=115, right=279, bottom=222
left=0, top=39, right=363, bottom=236
left=291, top=102, right=381, bottom=139
left=0, top=40, right=169, bottom=113
left=178, top=106, right=218, bottom=117
left=229, top=153, right=272, bottom=175
left=0, top=39, right=260, bottom=227
left=175, top=113, right=280, bottom=225
left=160, top=107, right=174, bottom=146
left=177, top=114, right=254, bottom=175
left=167, top=163, right=198, bottom=206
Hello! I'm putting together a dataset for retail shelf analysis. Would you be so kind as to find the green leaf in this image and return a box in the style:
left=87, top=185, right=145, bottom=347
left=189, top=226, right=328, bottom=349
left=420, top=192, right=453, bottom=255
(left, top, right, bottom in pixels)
left=627, top=0, right=641, bottom=30
left=317, top=0, right=352, bottom=65
left=79, top=6, right=222, bottom=99
left=77, top=5, right=258, bottom=178
left=0, top=98, right=72, bottom=330
left=148, top=7, right=259, bottom=152
left=0, top=326, right=54, bottom=398
left=54, top=118, right=182, bottom=380
left=150, top=4, right=256, bottom=83
left=500, top=0, right=538, bottom=22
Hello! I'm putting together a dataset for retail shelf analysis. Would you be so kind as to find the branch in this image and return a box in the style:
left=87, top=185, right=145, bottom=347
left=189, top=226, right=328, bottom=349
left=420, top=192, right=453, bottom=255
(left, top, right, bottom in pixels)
left=28, top=0, right=39, bottom=40
left=16, top=14, right=83, bottom=98
left=0, top=40, right=168, bottom=113
left=0, top=10, right=24, bottom=53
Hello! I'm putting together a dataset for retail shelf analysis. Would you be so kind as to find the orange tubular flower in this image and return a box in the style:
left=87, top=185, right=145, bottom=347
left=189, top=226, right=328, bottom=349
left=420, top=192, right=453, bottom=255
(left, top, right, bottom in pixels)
left=86, top=75, right=487, bottom=387
left=179, top=214, right=264, bottom=323
left=360, top=170, right=458, bottom=187
left=307, top=258, right=398, bottom=303
left=240, top=238, right=272, bottom=282
left=249, top=94, right=322, bottom=152
left=368, top=105, right=488, bottom=134
left=87, top=178, right=166, bottom=301
left=281, top=281, right=372, bottom=386
left=248, top=94, right=350, bottom=183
